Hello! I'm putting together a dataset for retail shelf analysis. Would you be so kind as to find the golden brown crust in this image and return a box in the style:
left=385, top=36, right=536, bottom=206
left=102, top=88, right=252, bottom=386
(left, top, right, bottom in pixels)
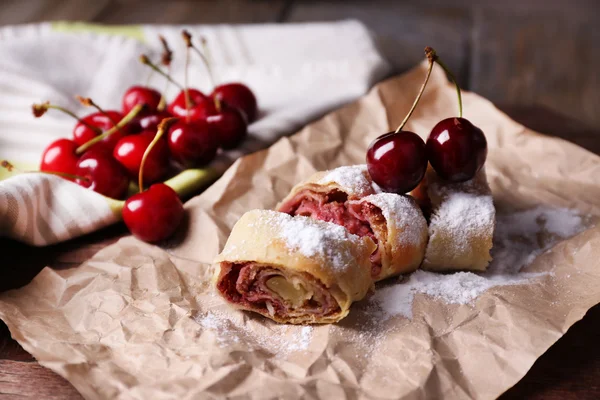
left=276, top=165, right=377, bottom=210
left=213, top=210, right=376, bottom=324
left=352, top=194, right=428, bottom=281
left=420, top=168, right=496, bottom=272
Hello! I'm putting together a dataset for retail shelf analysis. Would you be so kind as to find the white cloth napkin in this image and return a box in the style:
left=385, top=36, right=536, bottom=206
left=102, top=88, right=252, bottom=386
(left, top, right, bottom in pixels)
left=0, top=21, right=390, bottom=246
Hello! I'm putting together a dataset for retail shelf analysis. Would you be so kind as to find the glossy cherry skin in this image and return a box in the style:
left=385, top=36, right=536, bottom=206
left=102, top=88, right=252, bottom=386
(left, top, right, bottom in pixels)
left=72, top=111, right=131, bottom=153
left=74, top=149, right=130, bottom=199
left=122, top=183, right=184, bottom=243
left=130, top=110, right=172, bottom=133
left=207, top=105, right=248, bottom=149
left=168, top=119, right=218, bottom=167
left=167, top=89, right=216, bottom=119
left=40, top=138, right=80, bottom=178
left=211, top=83, right=258, bottom=122
left=366, top=131, right=428, bottom=193
left=122, top=86, right=161, bottom=115
left=426, top=117, right=488, bottom=182
left=113, top=131, right=169, bottom=185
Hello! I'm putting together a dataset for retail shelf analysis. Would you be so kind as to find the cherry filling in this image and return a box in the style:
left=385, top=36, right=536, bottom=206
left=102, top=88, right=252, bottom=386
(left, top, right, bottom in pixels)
left=279, top=190, right=385, bottom=277
left=216, top=262, right=339, bottom=317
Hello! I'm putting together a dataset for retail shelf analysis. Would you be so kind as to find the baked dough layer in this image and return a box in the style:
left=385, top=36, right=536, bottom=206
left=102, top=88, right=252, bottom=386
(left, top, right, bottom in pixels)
left=421, top=168, right=495, bottom=272
left=213, top=210, right=376, bottom=324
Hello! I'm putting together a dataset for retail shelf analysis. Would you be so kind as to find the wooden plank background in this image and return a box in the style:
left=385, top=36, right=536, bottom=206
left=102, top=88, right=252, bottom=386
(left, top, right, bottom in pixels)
left=0, top=0, right=598, bottom=130
left=1, top=1, right=600, bottom=398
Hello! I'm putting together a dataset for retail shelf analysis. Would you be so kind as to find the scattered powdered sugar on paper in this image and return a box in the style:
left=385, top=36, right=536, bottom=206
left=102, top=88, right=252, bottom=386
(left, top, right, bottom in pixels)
left=195, top=307, right=313, bottom=357
left=371, top=206, right=589, bottom=319
left=360, top=193, right=427, bottom=245
left=319, top=164, right=379, bottom=197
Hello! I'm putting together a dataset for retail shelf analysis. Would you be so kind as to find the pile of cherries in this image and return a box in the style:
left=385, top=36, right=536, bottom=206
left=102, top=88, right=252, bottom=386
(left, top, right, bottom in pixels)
left=366, top=47, right=487, bottom=193
left=32, top=31, right=258, bottom=242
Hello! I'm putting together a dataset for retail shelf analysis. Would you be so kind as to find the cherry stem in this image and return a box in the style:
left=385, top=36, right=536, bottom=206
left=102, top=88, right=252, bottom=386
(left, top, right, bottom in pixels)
left=76, top=96, right=119, bottom=127
left=32, top=102, right=102, bottom=134
left=75, top=104, right=144, bottom=155
left=213, top=95, right=221, bottom=112
left=138, top=117, right=178, bottom=192
left=159, top=35, right=173, bottom=67
left=183, top=30, right=217, bottom=89
left=1, top=160, right=89, bottom=181
left=183, top=32, right=192, bottom=122
left=426, top=47, right=463, bottom=118
left=140, top=54, right=184, bottom=90
left=157, top=65, right=171, bottom=112
left=394, top=49, right=436, bottom=133
left=157, top=35, right=174, bottom=111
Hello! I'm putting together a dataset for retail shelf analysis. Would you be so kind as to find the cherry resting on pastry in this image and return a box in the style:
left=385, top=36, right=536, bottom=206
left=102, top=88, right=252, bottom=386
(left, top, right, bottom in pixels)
left=75, top=149, right=129, bottom=199
left=366, top=49, right=437, bottom=193
left=424, top=47, right=487, bottom=182
left=367, top=131, right=428, bottom=193
left=427, top=117, right=487, bottom=182
left=211, top=83, right=257, bottom=122
left=122, top=119, right=184, bottom=242
left=122, top=86, right=162, bottom=115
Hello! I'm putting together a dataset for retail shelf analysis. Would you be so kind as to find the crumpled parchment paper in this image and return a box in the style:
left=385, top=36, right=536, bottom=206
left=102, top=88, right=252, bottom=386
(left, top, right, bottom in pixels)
left=1, top=63, right=599, bottom=400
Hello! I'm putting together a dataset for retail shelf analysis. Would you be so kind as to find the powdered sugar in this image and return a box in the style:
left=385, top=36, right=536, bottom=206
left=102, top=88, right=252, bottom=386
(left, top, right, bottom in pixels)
left=195, top=307, right=313, bottom=357
left=429, top=192, right=495, bottom=254
left=318, top=164, right=379, bottom=197
left=372, top=206, right=588, bottom=319
left=253, top=210, right=367, bottom=273
left=360, top=193, right=427, bottom=245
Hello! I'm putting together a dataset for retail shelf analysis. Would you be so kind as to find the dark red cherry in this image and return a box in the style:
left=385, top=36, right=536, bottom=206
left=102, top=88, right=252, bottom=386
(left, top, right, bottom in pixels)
left=185, top=101, right=218, bottom=121
left=39, top=138, right=80, bottom=178
left=74, top=149, right=129, bottom=199
left=113, top=131, right=169, bottom=185
left=207, top=105, right=248, bottom=149
left=122, top=86, right=161, bottom=115
left=366, top=131, right=427, bottom=193
left=167, top=89, right=212, bottom=118
left=168, top=119, right=218, bottom=167
left=211, top=83, right=258, bottom=122
left=122, top=183, right=184, bottom=243
left=130, top=110, right=172, bottom=133
left=73, top=111, right=130, bottom=152
left=426, top=117, right=487, bottom=182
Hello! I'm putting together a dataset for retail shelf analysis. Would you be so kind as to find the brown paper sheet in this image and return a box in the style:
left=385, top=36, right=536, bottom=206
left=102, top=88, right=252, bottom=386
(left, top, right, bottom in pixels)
left=1, top=63, right=600, bottom=400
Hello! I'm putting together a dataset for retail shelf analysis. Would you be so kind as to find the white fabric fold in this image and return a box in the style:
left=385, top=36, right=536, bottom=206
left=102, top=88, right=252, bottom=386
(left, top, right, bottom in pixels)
left=0, top=21, right=390, bottom=246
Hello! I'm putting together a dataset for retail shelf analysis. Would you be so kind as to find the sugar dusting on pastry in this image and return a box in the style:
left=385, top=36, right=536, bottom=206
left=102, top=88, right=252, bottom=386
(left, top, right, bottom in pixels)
left=249, top=209, right=367, bottom=272
left=361, top=193, right=427, bottom=245
left=318, top=165, right=380, bottom=197
left=371, top=206, right=589, bottom=319
left=429, top=192, right=495, bottom=252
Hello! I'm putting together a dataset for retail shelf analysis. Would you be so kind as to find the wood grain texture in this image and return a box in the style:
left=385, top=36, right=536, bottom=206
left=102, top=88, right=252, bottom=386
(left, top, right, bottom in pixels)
left=0, top=360, right=82, bottom=399
left=0, top=0, right=110, bottom=25
left=0, top=107, right=598, bottom=399
left=286, top=1, right=472, bottom=87
left=95, top=0, right=286, bottom=24
left=470, top=7, right=600, bottom=129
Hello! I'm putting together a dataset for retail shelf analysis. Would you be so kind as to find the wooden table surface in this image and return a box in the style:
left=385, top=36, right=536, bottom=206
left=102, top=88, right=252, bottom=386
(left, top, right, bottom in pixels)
left=1, top=106, right=599, bottom=399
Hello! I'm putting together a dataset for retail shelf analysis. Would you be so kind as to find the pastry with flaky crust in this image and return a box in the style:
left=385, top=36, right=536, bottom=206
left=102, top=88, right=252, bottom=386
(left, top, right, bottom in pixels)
left=278, top=165, right=428, bottom=281
left=213, top=210, right=376, bottom=324
left=411, top=167, right=495, bottom=271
